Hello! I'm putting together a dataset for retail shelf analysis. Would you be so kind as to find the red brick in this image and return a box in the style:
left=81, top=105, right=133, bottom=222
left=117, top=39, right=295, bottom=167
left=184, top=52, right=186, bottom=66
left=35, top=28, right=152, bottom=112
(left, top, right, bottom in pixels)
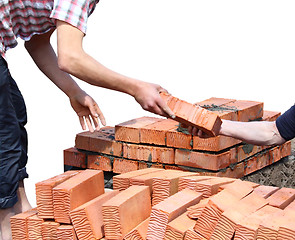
left=166, top=127, right=193, bottom=149
left=124, top=217, right=150, bottom=240
left=184, top=227, right=207, bottom=240
left=27, top=214, right=44, bottom=240
left=53, top=169, right=105, bottom=224
left=10, top=208, right=38, bottom=240
left=113, top=158, right=139, bottom=174
left=277, top=211, right=295, bottom=240
left=70, top=191, right=120, bottom=240
left=102, top=186, right=151, bottom=239
left=160, top=92, right=222, bottom=137
left=267, top=187, right=295, bottom=209
left=115, top=116, right=161, bottom=143
left=56, top=225, right=77, bottom=240
left=87, top=154, right=112, bottom=172
left=216, top=162, right=245, bottom=178
left=41, top=221, right=60, bottom=240
left=64, top=147, right=87, bottom=168
left=35, top=171, right=80, bottom=219
left=113, top=168, right=164, bottom=191
left=123, top=143, right=175, bottom=164
left=147, top=189, right=202, bottom=240
left=165, top=211, right=196, bottom=239
left=253, top=185, right=280, bottom=199
left=236, top=144, right=264, bottom=162
left=178, top=175, right=214, bottom=192
left=262, top=110, right=281, bottom=121
left=187, top=198, right=210, bottom=219
left=140, top=118, right=178, bottom=145
left=195, top=97, right=236, bottom=108
left=279, top=140, right=292, bottom=159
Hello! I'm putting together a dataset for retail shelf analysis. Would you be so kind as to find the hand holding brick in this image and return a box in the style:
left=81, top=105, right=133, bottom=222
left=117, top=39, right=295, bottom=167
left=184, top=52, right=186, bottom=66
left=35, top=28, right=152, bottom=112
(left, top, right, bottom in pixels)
left=160, top=92, right=222, bottom=137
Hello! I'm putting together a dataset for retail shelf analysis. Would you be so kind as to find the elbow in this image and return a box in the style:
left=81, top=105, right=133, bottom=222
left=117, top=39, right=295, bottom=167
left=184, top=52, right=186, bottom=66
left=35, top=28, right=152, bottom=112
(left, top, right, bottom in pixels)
left=57, top=51, right=80, bottom=74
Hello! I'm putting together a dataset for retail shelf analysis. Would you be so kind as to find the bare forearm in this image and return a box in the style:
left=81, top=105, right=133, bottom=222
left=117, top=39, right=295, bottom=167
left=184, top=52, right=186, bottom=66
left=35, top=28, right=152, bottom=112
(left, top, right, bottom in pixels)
left=219, top=120, right=286, bottom=146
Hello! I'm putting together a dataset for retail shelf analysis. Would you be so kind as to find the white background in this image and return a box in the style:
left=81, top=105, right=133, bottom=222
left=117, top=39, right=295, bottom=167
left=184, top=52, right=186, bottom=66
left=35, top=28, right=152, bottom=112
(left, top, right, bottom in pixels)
left=5, top=0, right=295, bottom=205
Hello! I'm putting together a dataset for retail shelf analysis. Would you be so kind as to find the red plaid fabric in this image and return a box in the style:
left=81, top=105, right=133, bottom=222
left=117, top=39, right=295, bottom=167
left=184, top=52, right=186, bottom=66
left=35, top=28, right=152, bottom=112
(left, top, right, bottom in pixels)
left=0, top=0, right=99, bottom=58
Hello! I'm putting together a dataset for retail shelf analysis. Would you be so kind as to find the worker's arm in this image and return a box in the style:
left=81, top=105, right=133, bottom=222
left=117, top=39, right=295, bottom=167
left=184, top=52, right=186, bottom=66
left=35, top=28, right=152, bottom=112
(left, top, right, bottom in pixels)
left=218, top=120, right=286, bottom=146
left=24, top=29, right=106, bottom=132
left=55, top=20, right=174, bottom=118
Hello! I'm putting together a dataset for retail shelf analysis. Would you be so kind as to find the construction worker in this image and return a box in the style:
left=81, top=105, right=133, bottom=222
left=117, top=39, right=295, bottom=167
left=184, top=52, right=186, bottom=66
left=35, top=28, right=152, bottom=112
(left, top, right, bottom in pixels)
left=189, top=105, right=295, bottom=146
left=0, top=0, right=174, bottom=239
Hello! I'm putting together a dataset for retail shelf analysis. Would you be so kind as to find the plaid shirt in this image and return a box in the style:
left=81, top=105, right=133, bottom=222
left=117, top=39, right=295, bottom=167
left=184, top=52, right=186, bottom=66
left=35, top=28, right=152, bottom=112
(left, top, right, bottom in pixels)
left=0, top=0, right=99, bottom=58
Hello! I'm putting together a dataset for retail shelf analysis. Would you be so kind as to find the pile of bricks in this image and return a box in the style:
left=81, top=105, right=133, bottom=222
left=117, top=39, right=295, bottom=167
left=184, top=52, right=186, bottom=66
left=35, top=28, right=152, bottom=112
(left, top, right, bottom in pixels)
left=10, top=168, right=295, bottom=239
left=65, top=96, right=291, bottom=178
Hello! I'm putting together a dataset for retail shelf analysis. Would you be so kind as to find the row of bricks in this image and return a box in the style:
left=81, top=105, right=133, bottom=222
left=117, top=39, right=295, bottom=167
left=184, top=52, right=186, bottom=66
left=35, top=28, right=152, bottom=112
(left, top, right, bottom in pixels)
left=64, top=140, right=291, bottom=177
left=12, top=169, right=295, bottom=240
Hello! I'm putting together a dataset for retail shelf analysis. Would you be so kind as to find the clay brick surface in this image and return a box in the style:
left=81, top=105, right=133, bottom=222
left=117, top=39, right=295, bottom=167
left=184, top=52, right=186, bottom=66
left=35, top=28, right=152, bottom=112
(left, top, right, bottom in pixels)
left=113, top=168, right=164, bottom=191
left=64, top=147, right=87, bottom=168
left=70, top=190, right=119, bottom=240
left=187, top=198, right=209, bottom=219
left=87, top=154, right=113, bottom=172
left=115, top=116, right=161, bottom=143
left=262, top=110, right=281, bottom=121
left=267, top=187, right=295, bottom=209
left=36, top=171, right=80, bottom=219
left=102, top=186, right=151, bottom=239
left=160, top=92, right=222, bottom=137
left=152, top=170, right=198, bottom=206
left=56, top=225, right=77, bottom=240
left=123, top=143, right=175, bottom=164
left=53, top=169, right=105, bottom=224
left=75, top=127, right=123, bottom=156
left=184, top=227, right=206, bottom=240
left=166, top=127, right=193, bottom=149
left=10, top=208, right=38, bottom=240
left=41, top=221, right=60, bottom=240
left=140, top=118, right=178, bottom=145
left=147, top=189, right=202, bottom=240
left=277, top=211, right=295, bottom=240
left=178, top=175, right=214, bottom=192
left=285, top=199, right=295, bottom=211
left=124, top=217, right=150, bottom=240
left=253, top=185, right=280, bottom=199
left=113, top=158, right=139, bottom=174
left=216, top=162, right=245, bottom=178
left=27, top=214, right=44, bottom=240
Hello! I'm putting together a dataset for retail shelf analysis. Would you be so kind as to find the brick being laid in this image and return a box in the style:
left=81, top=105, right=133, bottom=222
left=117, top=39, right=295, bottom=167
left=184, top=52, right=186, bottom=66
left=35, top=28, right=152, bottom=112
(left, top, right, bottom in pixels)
left=164, top=211, right=196, bottom=240
left=41, top=221, right=60, bottom=240
left=266, top=187, right=295, bottom=209
left=10, top=208, right=38, bottom=240
left=234, top=205, right=282, bottom=240
left=209, top=192, right=269, bottom=240
left=35, top=170, right=80, bottom=219
left=160, top=92, right=222, bottom=137
left=70, top=190, right=119, bottom=240
left=64, top=147, right=87, bottom=168
left=151, top=170, right=199, bottom=206
left=113, top=167, right=165, bottom=191
left=27, top=214, right=44, bottom=240
left=53, top=169, right=105, bottom=224
left=56, top=225, right=77, bottom=240
left=115, top=116, right=162, bottom=143
left=123, top=217, right=150, bottom=240
left=102, top=185, right=151, bottom=240
left=75, top=127, right=123, bottom=156
left=146, top=189, right=202, bottom=240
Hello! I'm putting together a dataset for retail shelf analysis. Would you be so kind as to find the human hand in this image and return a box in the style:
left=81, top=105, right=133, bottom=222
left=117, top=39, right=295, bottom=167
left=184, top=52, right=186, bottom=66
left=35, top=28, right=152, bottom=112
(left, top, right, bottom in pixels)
left=69, top=91, right=106, bottom=132
left=133, top=82, right=175, bottom=118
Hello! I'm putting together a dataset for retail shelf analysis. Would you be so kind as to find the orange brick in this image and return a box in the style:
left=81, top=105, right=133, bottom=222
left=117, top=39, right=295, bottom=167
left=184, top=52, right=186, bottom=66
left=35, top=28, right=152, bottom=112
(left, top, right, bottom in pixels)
left=35, top=171, right=80, bottom=219
left=267, top=187, right=295, bottom=209
left=63, top=147, right=87, bottom=168
left=195, top=97, right=236, bottom=108
left=113, top=168, right=164, bottom=191
left=160, top=92, right=222, bottom=137
left=279, top=140, right=292, bottom=158
left=41, top=221, right=60, bottom=240
left=152, top=170, right=198, bottom=206
left=165, top=211, right=196, bottom=239
left=262, top=110, right=281, bottom=121
left=285, top=199, right=295, bottom=211
left=124, top=217, right=150, bottom=240
left=140, top=118, right=178, bottom=145
left=147, top=189, right=202, bottom=240
left=56, top=225, right=77, bottom=240
left=253, top=185, right=280, bottom=199
left=53, top=169, right=105, bottom=224
left=123, top=143, right=175, bottom=164
left=236, top=143, right=264, bottom=162
left=102, top=186, right=151, bottom=239
left=87, top=154, right=112, bottom=172
left=70, top=191, right=119, bottom=240
left=10, top=208, right=38, bottom=240
left=187, top=198, right=209, bottom=219
left=216, top=162, right=245, bottom=178
left=113, top=158, right=139, bottom=174
left=277, top=211, right=295, bottom=240
left=166, top=124, right=193, bottom=149
left=178, top=175, right=214, bottom=192
left=184, top=227, right=207, bottom=240
left=27, top=214, right=44, bottom=240
left=115, top=116, right=161, bottom=143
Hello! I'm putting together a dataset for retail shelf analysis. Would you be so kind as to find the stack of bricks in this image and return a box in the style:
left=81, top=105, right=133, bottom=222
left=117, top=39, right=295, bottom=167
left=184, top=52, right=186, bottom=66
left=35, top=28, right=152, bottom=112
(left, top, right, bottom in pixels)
left=10, top=168, right=295, bottom=239
left=65, top=95, right=292, bottom=178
